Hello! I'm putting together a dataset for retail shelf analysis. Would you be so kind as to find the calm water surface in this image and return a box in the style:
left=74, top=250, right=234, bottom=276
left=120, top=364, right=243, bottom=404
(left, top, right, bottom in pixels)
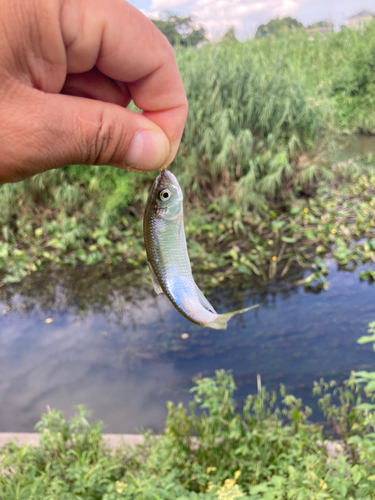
left=343, top=135, right=375, bottom=156
left=0, top=261, right=374, bottom=432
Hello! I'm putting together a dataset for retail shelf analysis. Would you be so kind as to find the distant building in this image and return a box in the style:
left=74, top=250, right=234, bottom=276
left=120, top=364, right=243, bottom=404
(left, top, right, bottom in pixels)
left=195, top=40, right=212, bottom=50
left=347, top=10, right=374, bottom=29
left=306, top=21, right=333, bottom=37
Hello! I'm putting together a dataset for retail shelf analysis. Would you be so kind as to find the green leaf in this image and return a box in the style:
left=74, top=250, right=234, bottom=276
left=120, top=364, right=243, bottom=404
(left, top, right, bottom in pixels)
left=365, top=380, right=375, bottom=392
left=271, top=475, right=285, bottom=488
left=271, top=220, right=285, bottom=232
left=357, top=335, right=375, bottom=344
left=357, top=403, right=375, bottom=410
left=352, top=467, right=362, bottom=485
left=281, top=236, right=297, bottom=244
left=250, top=484, right=269, bottom=494
left=229, top=248, right=239, bottom=261
left=304, top=229, right=316, bottom=240
left=47, top=238, right=67, bottom=250
left=75, top=249, right=87, bottom=262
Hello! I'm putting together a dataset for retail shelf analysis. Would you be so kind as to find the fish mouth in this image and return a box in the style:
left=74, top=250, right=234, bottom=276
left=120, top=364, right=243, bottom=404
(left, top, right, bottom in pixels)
left=156, top=169, right=179, bottom=190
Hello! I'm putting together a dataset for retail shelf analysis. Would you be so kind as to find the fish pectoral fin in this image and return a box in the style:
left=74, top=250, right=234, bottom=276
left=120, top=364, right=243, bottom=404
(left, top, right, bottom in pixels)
left=194, top=283, right=216, bottom=314
left=148, top=262, right=164, bottom=295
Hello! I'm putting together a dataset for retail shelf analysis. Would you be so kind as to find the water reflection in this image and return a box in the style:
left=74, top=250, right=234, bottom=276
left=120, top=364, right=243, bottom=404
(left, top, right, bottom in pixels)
left=343, top=135, right=375, bottom=156
left=0, top=262, right=375, bottom=432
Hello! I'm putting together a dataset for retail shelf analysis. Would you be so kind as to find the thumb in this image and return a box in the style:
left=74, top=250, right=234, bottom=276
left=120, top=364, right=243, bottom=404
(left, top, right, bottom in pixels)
left=46, top=93, right=173, bottom=172
left=1, top=89, right=172, bottom=182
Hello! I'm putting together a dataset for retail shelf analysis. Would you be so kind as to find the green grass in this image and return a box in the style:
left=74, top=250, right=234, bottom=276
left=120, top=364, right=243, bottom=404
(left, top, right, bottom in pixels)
left=173, top=22, right=375, bottom=206
left=3, top=366, right=375, bottom=499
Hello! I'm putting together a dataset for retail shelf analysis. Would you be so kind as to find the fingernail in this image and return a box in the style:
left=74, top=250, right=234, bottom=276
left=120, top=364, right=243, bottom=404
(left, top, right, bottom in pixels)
left=125, top=130, right=169, bottom=171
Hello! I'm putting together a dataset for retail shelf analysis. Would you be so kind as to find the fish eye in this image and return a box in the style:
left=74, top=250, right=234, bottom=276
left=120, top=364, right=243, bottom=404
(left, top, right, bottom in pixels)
left=159, top=189, right=171, bottom=201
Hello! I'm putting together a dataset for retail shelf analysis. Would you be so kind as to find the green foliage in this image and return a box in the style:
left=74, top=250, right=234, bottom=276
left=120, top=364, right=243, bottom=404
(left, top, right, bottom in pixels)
left=2, top=25, right=375, bottom=285
left=174, top=34, right=337, bottom=209
left=5, top=364, right=375, bottom=499
left=1, top=157, right=375, bottom=288
left=145, top=370, right=318, bottom=495
left=255, top=17, right=304, bottom=38
left=0, top=165, right=151, bottom=283
left=152, top=13, right=206, bottom=47
left=173, top=20, right=375, bottom=205
left=221, top=27, right=237, bottom=42
left=0, top=406, right=131, bottom=499
left=357, top=321, right=375, bottom=349
left=329, top=22, right=375, bottom=134
left=307, top=21, right=333, bottom=29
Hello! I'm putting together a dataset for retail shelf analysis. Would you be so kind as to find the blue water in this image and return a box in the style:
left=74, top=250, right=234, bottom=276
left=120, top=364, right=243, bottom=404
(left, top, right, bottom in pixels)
left=0, top=260, right=374, bottom=432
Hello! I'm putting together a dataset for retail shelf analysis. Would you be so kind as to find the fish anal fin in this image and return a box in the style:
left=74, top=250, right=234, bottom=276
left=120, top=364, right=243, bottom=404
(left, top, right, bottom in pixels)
left=206, top=304, right=259, bottom=330
left=148, top=262, right=164, bottom=295
left=194, top=283, right=216, bottom=314
left=205, top=318, right=228, bottom=330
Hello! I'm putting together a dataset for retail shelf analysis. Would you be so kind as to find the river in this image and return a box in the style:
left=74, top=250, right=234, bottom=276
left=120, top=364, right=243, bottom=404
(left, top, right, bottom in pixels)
left=0, top=136, right=375, bottom=433
left=0, top=259, right=374, bottom=432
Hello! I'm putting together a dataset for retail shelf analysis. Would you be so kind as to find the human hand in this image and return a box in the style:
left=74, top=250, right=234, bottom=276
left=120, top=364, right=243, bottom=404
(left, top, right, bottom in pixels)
left=0, top=0, right=188, bottom=183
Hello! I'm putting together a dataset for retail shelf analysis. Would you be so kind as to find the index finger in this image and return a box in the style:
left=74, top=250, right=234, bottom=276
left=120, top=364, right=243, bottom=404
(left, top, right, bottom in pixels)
left=60, top=0, right=188, bottom=164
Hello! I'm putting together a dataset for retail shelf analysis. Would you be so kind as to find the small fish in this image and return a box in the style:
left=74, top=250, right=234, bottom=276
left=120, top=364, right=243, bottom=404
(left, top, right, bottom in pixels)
left=143, top=169, right=258, bottom=330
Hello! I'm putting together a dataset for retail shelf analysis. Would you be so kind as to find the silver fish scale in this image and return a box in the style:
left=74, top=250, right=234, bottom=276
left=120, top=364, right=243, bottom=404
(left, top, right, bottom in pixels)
left=143, top=174, right=218, bottom=327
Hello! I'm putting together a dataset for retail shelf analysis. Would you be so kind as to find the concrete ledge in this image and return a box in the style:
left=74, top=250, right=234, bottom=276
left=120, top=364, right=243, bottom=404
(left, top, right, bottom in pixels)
left=0, top=435, right=350, bottom=461
left=0, top=433, right=145, bottom=449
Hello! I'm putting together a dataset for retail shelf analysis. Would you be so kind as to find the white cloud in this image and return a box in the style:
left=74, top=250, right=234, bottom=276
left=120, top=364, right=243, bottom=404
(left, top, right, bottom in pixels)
left=137, top=0, right=375, bottom=38
left=191, top=0, right=304, bottom=38
left=151, top=0, right=190, bottom=9
left=139, top=7, right=160, bottom=19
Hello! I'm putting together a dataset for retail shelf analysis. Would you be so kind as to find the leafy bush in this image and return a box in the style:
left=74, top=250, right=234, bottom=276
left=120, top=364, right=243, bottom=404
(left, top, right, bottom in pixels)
left=4, top=361, right=375, bottom=499
left=0, top=406, right=131, bottom=499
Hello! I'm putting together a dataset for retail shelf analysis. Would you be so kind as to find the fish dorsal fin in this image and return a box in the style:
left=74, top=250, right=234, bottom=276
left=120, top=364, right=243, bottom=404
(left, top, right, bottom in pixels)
left=194, top=283, right=216, bottom=314
left=148, top=262, right=164, bottom=295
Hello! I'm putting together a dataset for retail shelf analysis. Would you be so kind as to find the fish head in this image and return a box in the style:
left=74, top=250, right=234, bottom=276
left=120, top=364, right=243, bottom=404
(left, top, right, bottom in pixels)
left=152, top=169, right=183, bottom=220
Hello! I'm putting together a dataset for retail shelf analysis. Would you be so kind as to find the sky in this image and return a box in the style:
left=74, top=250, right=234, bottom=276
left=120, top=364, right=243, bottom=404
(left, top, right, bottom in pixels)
left=128, top=0, right=375, bottom=38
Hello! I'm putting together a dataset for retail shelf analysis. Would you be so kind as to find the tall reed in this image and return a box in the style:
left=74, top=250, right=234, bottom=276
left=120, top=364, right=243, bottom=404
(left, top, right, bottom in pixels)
left=1, top=21, right=375, bottom=221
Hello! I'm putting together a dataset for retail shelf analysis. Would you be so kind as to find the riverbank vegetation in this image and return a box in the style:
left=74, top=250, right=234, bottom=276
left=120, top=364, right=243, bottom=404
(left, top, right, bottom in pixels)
left=2, top=366, right=375, bottom=499
left=1, top=22, right=375, bottom=286
left=1, top=157, right=375, bottom=290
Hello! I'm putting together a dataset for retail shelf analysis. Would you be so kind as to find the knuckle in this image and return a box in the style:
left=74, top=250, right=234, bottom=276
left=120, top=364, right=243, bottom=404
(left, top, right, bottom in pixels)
left=83, top=108, right=126, bottom=165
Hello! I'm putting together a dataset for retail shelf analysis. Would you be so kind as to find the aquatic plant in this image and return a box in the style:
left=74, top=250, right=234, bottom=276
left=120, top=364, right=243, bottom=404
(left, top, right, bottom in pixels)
left=1, top=156, right=375, bottom=288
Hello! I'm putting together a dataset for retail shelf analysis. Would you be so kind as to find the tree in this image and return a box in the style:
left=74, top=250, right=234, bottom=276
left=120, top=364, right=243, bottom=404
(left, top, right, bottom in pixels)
left=307, top=21, right=333, bottom=29
left=152, top=14, right=206, bottom=47
left=255, top=17, right=304, bottom=38
left=185, top=26, right=206, bottom=47
left=152, top=17, right=181, bottom=46
left=222, top=27, right=237, bottom=42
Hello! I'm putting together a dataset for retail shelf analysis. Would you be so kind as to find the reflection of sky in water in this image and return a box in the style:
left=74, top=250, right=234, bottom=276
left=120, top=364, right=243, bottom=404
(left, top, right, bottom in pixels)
left=343, top=135, right=375, bottom=156
left=1, top=264, right=375, bottom=432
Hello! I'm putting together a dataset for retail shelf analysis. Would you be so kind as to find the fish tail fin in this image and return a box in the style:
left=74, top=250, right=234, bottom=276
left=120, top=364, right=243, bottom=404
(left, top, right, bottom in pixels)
left=207, top=304, right=259, bottom=330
